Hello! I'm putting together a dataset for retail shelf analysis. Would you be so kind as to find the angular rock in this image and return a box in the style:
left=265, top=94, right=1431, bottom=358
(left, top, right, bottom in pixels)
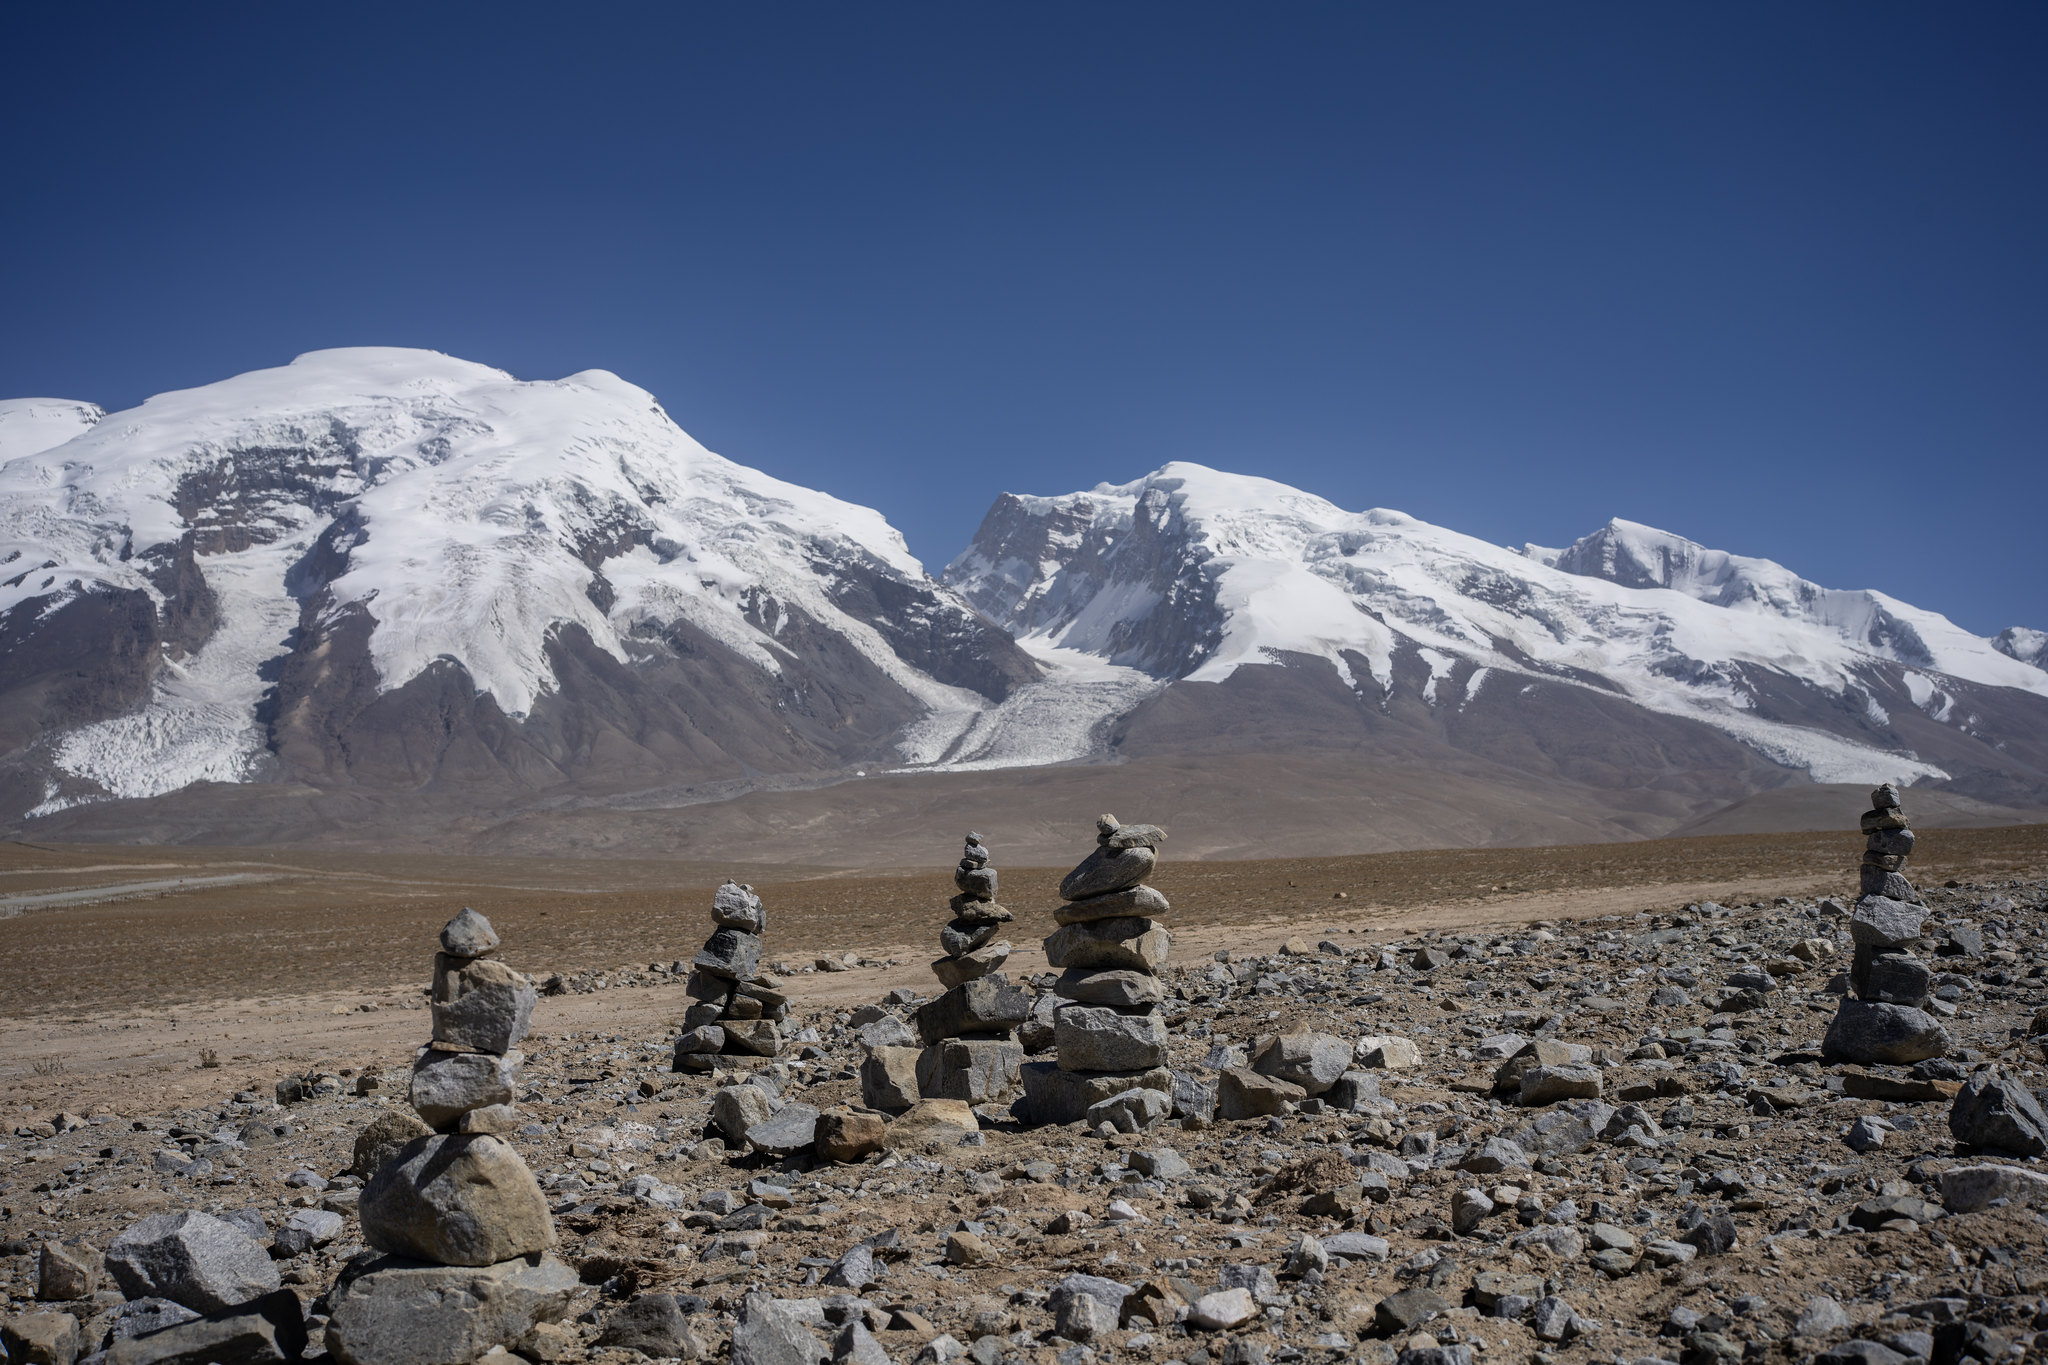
left=1508, top=1102, right=1615, bottom=1158
left=1251, top=1031, right=1349, bottom=1096
left=814, top=1111, right=886, bottom=1163
left=931, top=941, right=1011, bottom=989
left=1087, top=1087, right=1171, bottom=1134
left=1055, top=1006, right=1168, bottom=1071
left=1216, top=1067, right=1306, bottom=1120
left=710, top=1084, right=780, bottom=1143
left=1021, top=1061, right=1174, bottom=1124
left=1059, top=846, right=1156, bottom=901
left=1948, top=1071, right=2048, bottom=1156
left=712, top=881, right=766, bottom=933
left=1451, top=1188, right=1494, bottom=1235
left=916, top=1038, right=1023, bottom=1103
left=1863, top=954, right=1932, bottom=1007
left=1823, top=1001, right=1949, bottom=1065
left=106, top=1212, right=282, bottom=1314
left=949, top=896, right=1013, bottom=924
left=271, top=1209, right=344, bottom=1258
left=1043, top=918, right=1170, bottom=973
left=939, top=918, right=1002, bottom=958
left=914, top=976, right=1030, bottom=1044
left=1939, top=1162, right=2048, bottom=1213
left=859, top=1046, right=921, bottom=1112
left=692, top=928, right=764, bottom=983
left=1356, top=1035, right=1421, bottom=1069
left=105, top=1289, right=308, bottom=1365
left=1054, top=885, right=1171, bottom=925
left=324, top=1253, right=579, bottom=1365
left=887, top=1098, right=980, bottom=1144
left=854, top=1015, right=915, bottom=1050
left=673, top=1024, right=728, bottom=1058
left=352, top=1109, right=435, bottom=1180
left=746, top=1104, right=822, bottom=1155
left=430, top=956, right=537, bottom=1055
left=1852, top=899, right=1923, bottom=949
left=1328, top=1070, right=1382, bottom=1112
left=598, top=1295, right=701, bottom=1359
left=1458, top=1137, right=1531, bottom=1174
left=1186, top=1288, right=1256, bottom=1331
left=723, top=1019, right=784, bottom=1057
left=1519, top=1063, right=1603, bottom=1105
left=35, top=1240, right=98, bottom=1301
left=1054, top=968, right=1165, bottom=1010
left=410, top=1049, right=520, bottom=1131
left=1171, top=1070, right=1218, bottom=1123
left=1375, top=1287, right=1451, bottom=1333
left=358, top=1134, right=553, bottom=1266
left=2, top=1313, right=80, bottom=1365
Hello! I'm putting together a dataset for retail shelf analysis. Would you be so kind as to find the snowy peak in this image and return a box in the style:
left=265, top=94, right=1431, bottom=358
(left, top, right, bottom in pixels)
left=0, top=398, right=104, bottom=462
left=947, top=462, right=2048, bottom=788
left=0, top=348, right=1041, bottom=813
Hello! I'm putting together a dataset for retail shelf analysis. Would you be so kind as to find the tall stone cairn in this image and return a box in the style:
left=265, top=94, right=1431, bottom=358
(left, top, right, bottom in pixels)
left=331, top=909, right=575, bottom=1365
left=672, top=881, right=790, bottom=1071
left=1021, top=814, right=1175, bottom=1127
left=911, top=833, right=1025, bottom=1104
left=1822, top=784, right=1951, bottom=1066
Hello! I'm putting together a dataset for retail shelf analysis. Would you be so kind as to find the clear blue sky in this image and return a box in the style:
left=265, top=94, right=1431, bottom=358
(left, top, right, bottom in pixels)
left=4, top=4, right=2043, bottom=633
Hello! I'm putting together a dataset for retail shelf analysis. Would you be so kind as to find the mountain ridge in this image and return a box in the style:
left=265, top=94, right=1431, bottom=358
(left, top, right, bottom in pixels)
left=3, top=350, right=2044, bottom=856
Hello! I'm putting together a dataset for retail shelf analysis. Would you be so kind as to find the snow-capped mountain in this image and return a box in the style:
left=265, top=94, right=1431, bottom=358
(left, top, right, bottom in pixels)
left=0, top=349, right=1091, bottom=823
left=945, top=463, right=2048, bottom=803
left=4, top=353, right=2043, bottom=850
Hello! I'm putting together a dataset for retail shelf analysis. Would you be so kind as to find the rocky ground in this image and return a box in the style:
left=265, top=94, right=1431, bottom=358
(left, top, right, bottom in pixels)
left=6, top=861, right=2048, bottom=1365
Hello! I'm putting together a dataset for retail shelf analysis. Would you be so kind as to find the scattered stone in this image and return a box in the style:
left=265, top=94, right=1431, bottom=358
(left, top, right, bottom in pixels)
left=106, top=1212, right=282, bottom=1314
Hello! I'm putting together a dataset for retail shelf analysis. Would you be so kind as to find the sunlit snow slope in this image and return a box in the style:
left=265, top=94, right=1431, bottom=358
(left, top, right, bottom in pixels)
left=946, top=463, right=2048, bottom=789
left=0, top=350, right=1044, bottom=815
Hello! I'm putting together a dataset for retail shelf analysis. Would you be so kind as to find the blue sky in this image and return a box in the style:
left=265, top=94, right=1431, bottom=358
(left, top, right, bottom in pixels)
left=4, top=3, right=2043, bottom=633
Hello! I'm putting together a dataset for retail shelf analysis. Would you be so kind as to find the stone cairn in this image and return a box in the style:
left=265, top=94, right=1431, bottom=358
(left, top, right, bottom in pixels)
left=673, top=881, right=789, bottom=1072
left=1021, top=814, right=1175, bottom=1128
left=1822, top=784, right=1952, bottom=1066
left=909, top=833, right=1026, bottom=1105
left=330, top=908, right=574, bottom=1365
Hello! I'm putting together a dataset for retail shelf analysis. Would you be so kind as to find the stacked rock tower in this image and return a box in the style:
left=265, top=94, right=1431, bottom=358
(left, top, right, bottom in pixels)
left=1021, top=814, right=1174, bottom=1127
left=330, top=909, right=574, bottom=1364
left=911, top=834, right=1028, bottom=1104
left=674, top=880, right=788, bottom=1071
left=1822, top=784, right=1951, bottom=1066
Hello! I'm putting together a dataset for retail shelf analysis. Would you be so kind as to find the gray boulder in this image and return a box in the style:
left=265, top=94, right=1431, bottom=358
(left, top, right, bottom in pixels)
left=104, top=1289, right=308, bottom=1365
left=1054, top=968, right=1164, bottom=1009
left=271, top=1209, right=344, bottom=1258
left=1058, top=846, right=1155, bottom=901
left=430, top=958, right=537, bottom=1054
left=1054, top=1006, right=1168, bottom=1071
left=1948, top=1071, right=2048, bottom=1156
left=1863, top=954, right=1932, bottom=1006
left=1823, top=1001, right=1949, bottom=1065
left=1251, top=1031, right=1350, bottom=1096
left=746, top=1104, right=822, bottom=1156
left=439, top=907, right=500, bottom=958
left=913, top=976, right=1030, bottom=1045
left=597, top=1294, right=702, bottom=1359
left=324, top=1253, right=579, bottom=1365
left=730, top=1292, right=829, bottom=1365
left=1851, top=896, right=1926, bottom=946
left=916, top=1038, right=1023, bottom=1103
left=693, top=928, right=764, bottom=983
left=106, top=1212, right=281, bottom=1314
left=1086, top=1087, right=1171, bottom=1134
left=358, top=1134, right=553, bottom=1266
left=1042, top=918, right=1170, bottom=973
left=1053, top=885, right=1171, bottom=925
left=712, top=882, right=766, bottom=933
left=409, top=1050, right=520, bottom=1131
left=710, top=1084, right=779, bottom=1144
left=1519, top=1063, right=1603, bottom=1105
left=1021, top=1061, right=1173, bottom=1125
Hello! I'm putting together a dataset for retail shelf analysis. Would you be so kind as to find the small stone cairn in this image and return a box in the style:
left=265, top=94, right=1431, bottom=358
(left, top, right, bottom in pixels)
left=1822, top=784, right=1952, bottom=1066
left=330, top=909, right=574, bottom=1365
left=1021, top=814, right=1174, bottom=1128
left=672, top=881, right=789, bottom=1072
left=909, top=834, right=1027, bottom=1104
